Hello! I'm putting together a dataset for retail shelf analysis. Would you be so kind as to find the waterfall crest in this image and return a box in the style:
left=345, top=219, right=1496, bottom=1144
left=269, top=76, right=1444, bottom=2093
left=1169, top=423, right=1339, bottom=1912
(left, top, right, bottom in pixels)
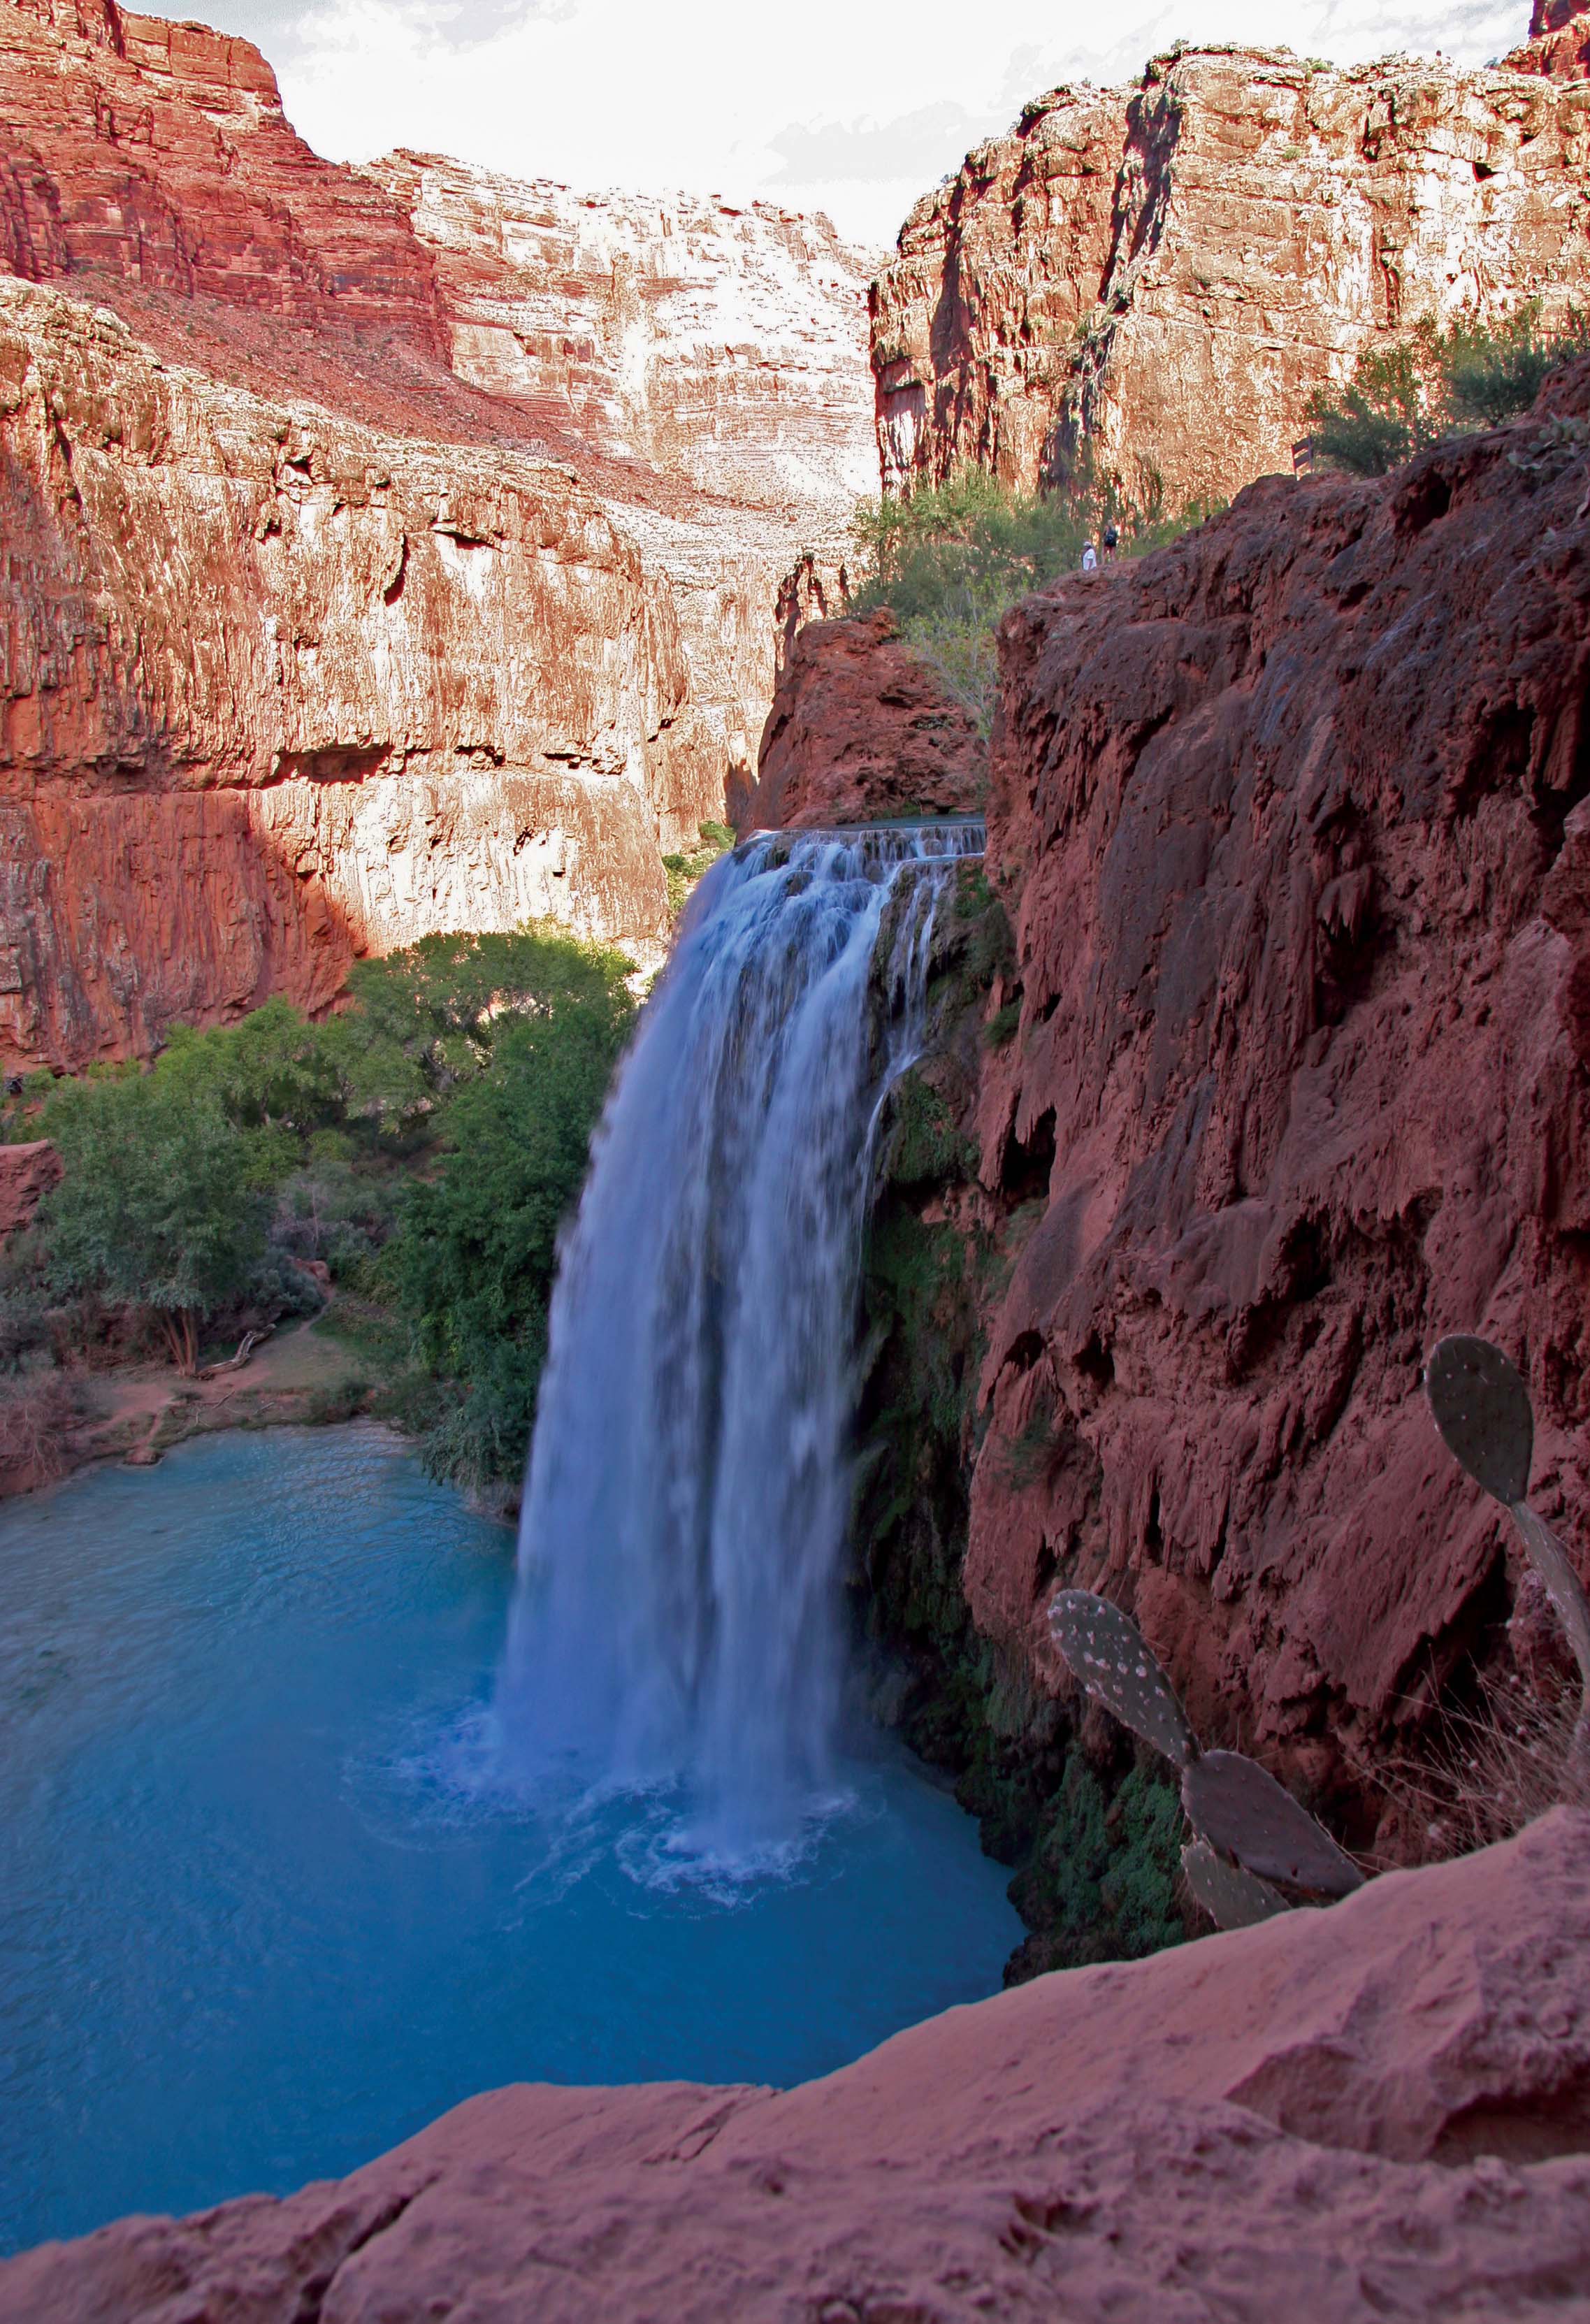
left=494, top=822, right=983, bottom=1868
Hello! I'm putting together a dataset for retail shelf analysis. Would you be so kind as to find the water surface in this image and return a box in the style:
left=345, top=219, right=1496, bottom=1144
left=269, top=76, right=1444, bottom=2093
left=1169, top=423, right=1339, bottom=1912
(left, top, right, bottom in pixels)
left=0, top=1426, right=1020, bottom=2253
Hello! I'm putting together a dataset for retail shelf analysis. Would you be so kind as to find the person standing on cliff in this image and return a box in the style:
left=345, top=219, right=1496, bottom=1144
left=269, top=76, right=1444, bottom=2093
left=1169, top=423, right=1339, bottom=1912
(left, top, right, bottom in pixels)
left=1102, top=521, right=1120, bottom=560
left=1081, top=540, right=1098, bottom=572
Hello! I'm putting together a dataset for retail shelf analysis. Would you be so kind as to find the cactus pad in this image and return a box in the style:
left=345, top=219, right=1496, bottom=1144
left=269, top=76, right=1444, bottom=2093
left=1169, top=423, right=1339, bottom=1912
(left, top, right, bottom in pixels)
left=1425, top=1336, right=1533, bottom=1506
left=1509, top=1501, right=1590, bottom=1698
left=1047, top=1589, right=1197, bottom=1768
left=1182, top=1750, right=1364, bottom=1896
left=1180, top=1838, right=1288, bottom=1931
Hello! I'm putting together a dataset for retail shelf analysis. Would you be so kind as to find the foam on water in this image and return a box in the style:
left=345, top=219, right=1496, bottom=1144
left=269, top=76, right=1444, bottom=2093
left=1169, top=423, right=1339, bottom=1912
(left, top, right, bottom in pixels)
left=0, top=1427, right=1020, bottom=2250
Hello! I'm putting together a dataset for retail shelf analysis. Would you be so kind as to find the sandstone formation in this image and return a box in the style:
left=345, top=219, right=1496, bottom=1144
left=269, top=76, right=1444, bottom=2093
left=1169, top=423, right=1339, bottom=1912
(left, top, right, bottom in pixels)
left=953, top=364, right=1590, bottom=1847
left=0, top=278, right=694, bottom=1068
left=741, top=609, right=985, bottom=830
left=1510, top=0, right=1590, bottom=81
left=0, top=0, right=877, bottom=1066
left=6, top=1809, right=1589, bottom=2319
left=0, top=1139, right=58, bottom=1239
left=372, top=157, right=877, bottom=818
left=872, top=41, right=1590, bottom=513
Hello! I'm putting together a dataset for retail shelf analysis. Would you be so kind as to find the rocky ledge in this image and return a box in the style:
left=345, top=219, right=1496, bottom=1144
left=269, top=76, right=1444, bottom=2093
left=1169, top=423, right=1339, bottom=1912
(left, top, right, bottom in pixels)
left=4, top=1810, right=1588, bottom=2320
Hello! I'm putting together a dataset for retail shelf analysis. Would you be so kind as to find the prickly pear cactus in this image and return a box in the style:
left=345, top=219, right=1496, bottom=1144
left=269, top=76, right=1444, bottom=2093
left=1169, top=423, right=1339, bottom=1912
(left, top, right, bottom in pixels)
left=1047, top=1590, right=1197, bottom=1769
left=1425, top=1336, right=1533, bottom=1506
left=1180, top=1838, right=1287, bottom=1931
left=1182, top=1750, right=1364, bottom=1897
left=1509, top=1500, right=1590, bottom=1710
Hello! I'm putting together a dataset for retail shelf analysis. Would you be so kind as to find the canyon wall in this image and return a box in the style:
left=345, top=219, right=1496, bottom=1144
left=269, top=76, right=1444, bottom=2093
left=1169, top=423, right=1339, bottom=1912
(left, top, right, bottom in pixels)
left=872, top=40, right=1590, bottom=511
left=0, top=278, right=704, bottom=1067
left=957, top=368, right=1590, bottom=1851
left=372, top=155, right=877, bottom=819
left=0, top=0, right=877, bottom=1064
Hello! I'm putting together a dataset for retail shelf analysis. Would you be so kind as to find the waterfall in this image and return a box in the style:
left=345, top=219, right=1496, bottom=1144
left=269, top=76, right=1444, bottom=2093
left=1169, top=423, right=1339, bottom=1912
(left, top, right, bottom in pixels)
left=493, top=820, right=984, bottom=1870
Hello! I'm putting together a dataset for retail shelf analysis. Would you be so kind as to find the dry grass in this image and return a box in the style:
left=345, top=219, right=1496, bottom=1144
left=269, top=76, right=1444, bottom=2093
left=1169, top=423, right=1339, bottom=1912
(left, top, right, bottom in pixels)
left=0, top=1367, right=80, bottom=1482
left=1377, top=1670, right=1590, bottom=1865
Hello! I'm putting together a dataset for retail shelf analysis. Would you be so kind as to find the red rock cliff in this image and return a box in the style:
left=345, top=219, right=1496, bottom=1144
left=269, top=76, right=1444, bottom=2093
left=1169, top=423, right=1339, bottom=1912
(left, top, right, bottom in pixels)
left=0, top=0, right=879, bottom=1065
left=962, top=367, right=1590, bottom=1845
left=873, top=43, right=1590, bottom=512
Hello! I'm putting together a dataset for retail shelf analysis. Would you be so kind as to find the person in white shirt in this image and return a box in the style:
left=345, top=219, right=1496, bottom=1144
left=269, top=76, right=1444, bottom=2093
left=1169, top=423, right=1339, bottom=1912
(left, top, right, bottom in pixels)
left=1081, top=540, right=1098, bottom=572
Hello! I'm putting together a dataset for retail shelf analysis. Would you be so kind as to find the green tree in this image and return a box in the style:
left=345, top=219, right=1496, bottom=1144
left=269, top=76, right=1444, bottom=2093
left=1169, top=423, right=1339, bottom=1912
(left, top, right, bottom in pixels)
left=852, top=472, right=1217, bottom=736
left=34, top=1072, right=270, bottom=1373
left=325, top=927, right=636, bottom=1134
left=389, top=947, right=636, bottom=1486
left=1305, top=334, right=1438, bottom=477
left=1443, top=301, right=1590, bottom=427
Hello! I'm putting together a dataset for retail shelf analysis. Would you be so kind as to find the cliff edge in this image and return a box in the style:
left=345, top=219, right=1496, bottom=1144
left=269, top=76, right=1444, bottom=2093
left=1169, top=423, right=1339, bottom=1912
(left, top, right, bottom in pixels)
left=5, top=1810, right=1588, bottom=2320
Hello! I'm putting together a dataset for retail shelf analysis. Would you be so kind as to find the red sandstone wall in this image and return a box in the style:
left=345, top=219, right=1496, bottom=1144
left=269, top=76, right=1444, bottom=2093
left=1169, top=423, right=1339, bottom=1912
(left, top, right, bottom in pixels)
left=964, top=366, right=1590, bottom=1849
left=873, top=44, right=1590, bottom=512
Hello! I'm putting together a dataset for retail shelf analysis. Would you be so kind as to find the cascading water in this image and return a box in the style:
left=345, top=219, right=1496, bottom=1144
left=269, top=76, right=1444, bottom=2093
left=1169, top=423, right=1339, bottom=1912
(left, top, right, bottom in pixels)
left=493, top=820, right=984, bottom=1869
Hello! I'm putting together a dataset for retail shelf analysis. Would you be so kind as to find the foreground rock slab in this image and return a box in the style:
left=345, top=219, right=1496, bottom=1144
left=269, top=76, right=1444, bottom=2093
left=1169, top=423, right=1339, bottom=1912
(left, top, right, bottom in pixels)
left=6, top=1810, right=1589, bottom=2321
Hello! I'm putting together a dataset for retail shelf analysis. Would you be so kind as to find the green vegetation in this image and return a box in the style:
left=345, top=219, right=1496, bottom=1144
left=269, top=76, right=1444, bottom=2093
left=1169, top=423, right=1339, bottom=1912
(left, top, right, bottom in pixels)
left=2, top=925, right=636, bottom=1495
left=851, top=863, right=1187, bottom=1979
left=662, top=821, right=735, bottom=916
left=1306, top=303, right=1590, bottom=476
left=851, top=472, right=1220, bottom=737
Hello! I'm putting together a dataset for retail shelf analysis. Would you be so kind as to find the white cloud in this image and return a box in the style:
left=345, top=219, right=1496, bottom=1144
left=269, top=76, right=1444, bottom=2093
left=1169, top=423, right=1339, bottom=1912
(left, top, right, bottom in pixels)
left=196, top=0, right=1531, bottom=247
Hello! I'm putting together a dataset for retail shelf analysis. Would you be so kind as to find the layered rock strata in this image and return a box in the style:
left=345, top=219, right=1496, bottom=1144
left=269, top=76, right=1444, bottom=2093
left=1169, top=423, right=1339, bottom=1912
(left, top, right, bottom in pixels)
left=951, top=366, right=1590, bottom=1848
left=739, top=608, right=985, bottom=828
left=0, top=278, right=695, bottom=1067
left=0, top=0, right=877, bottom=1064
left=371, top=155, right=877, bottom=827
left=6, top=1811, right=1589, bottom=2320
left=873, top=41, right=1590, bottom=511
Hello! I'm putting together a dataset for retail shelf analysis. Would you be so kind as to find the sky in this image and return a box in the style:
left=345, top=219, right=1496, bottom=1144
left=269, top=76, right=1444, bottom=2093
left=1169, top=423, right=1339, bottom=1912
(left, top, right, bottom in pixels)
left=201, top=0, right=1531, bottom=249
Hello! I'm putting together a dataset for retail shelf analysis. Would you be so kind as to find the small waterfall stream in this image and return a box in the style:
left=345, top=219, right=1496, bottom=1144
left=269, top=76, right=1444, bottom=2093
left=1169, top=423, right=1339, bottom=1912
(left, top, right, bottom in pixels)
left=494, top=821, right=984, bottom=1868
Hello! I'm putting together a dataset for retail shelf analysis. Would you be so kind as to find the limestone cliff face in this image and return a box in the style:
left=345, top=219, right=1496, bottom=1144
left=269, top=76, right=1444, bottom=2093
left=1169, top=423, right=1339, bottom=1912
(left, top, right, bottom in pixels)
left=0, top=278, right=698, bottom=1067
left=1508, top=0, right=1590, bottom=80
left=371, top=155, right=878, bottom=830
left=0, top=0, right=878, bottom=1064
left=873, top=43, right=1590, bottom=511
left=739, top=609, right=985, bottom=830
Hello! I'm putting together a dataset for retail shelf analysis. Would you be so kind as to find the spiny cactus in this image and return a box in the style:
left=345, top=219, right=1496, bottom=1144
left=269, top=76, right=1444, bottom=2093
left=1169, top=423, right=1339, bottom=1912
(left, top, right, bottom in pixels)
left=1047, top=1589, right=1364, bottom=1931
left=1047, top=1589, right=1197, bottom=1769
left=1425, top=1334, right=1590, bottom=1756
left=1183, top=1750, right=1363, bottom=1897
left=1180, top=1839, right=1286, bottom=1931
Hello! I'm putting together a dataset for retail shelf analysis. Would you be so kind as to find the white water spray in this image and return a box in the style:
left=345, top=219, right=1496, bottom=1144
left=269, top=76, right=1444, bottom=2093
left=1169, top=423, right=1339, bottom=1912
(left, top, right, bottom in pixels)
left=493, top=823, right=983, bottom=1868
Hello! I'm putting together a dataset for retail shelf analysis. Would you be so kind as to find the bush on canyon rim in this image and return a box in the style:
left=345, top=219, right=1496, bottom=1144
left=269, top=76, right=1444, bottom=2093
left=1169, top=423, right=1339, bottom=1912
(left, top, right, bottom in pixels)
left=852, top=474, right=1213, bottom=735
left=1306, top=303, right=1590, bottom=475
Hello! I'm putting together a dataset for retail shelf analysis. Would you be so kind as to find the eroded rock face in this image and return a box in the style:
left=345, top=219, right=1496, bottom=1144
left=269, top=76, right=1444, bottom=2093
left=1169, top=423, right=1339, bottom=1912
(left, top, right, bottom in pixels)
left=1508, top=0, right=1590, bottom=80
left=0, top=1140, right=59, bottom=1239
left=0, top=278, right=689, bottom=1067
left=5, top=1810, right=1588, bottom=2320
left=739, top=609, right=985, bottom=829
left=967, top=369, right=1590, bottom=1838
left=0, top=0, right=879, bottom=1063
left=873, top=43, right=1590, bottom=511
left=371, top=158, right=877, bottom=828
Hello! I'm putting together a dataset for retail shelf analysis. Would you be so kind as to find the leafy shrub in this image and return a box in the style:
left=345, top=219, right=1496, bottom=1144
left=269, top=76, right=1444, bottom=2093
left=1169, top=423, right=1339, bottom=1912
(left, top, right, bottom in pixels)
left=662, top=821, right=735, bottom=916
left=852, top=472, right=1217, bottom=735
left=1306, top=303, right=1590, bottom=476
left=0, top=1366, right=80, bottom=1481
left=1306, top=334, right=1438, bottom=475
left=388, top=949, right=636, bottom=1487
